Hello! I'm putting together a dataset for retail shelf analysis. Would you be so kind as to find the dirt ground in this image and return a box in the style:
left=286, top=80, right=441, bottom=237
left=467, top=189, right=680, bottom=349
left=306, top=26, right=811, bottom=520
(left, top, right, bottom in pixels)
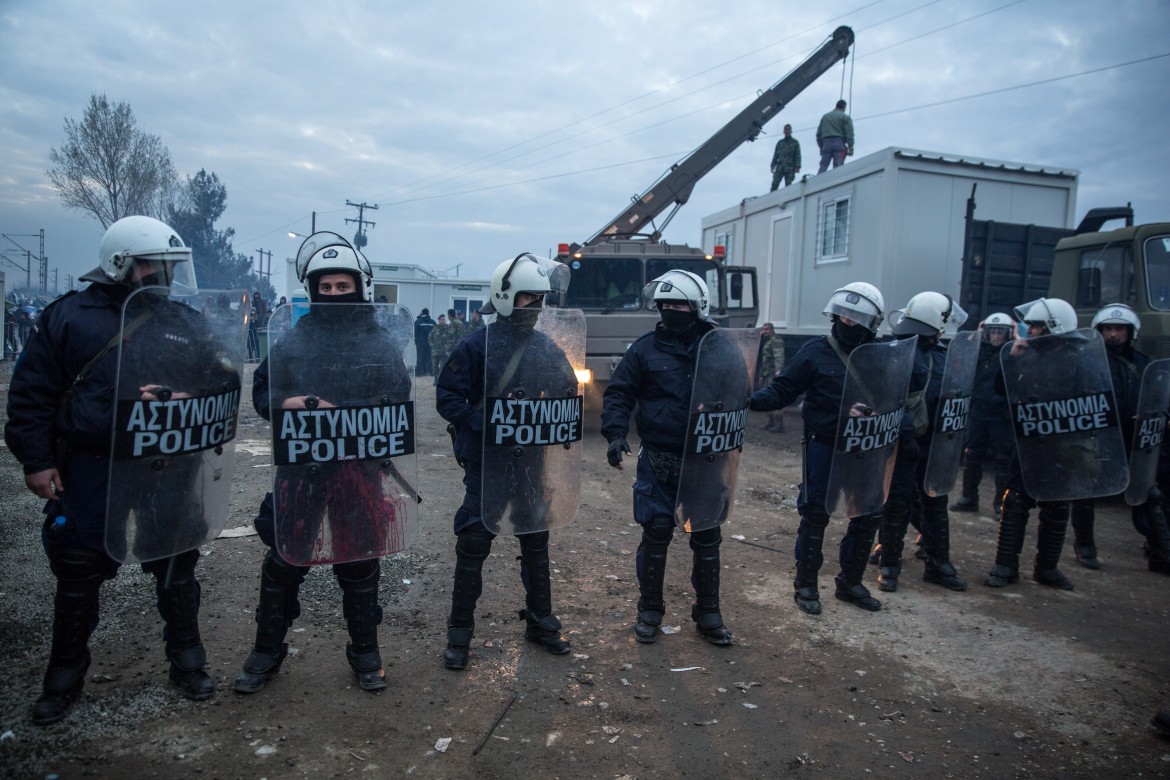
left=1, top=360, right=1169, bottom=780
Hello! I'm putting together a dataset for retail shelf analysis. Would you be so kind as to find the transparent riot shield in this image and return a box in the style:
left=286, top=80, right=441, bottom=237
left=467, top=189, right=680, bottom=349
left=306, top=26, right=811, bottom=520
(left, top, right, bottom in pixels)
left=268, top=302, right=418, bottom=566
left=923, top=329, right=981, bottom=497
left=827, top=337, right=916, bottom=517
left=481, top=308, right=586, bottom=535
left=106, top=287, right=248, bottom=563
left=675, top=328, right=759, bottom=532
left=1001, top=328, right=1129, bottom=502
left=1125, top=358, right=1170, bottom=506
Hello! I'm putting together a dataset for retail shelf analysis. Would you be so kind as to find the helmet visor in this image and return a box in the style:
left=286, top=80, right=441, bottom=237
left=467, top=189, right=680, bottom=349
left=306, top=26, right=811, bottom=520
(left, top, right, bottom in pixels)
left=128, top=253, right=197, bottom=294
left=825, top=299, right=880, bottom=331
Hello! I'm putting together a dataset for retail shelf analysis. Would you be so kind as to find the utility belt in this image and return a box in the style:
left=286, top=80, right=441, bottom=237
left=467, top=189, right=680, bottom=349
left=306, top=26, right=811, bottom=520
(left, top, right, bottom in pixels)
left=642, top=444, right=683, bottom=489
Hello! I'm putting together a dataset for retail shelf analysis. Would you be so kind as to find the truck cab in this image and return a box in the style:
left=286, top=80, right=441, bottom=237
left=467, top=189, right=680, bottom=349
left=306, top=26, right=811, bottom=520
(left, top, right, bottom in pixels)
left=557, top=241, right=759, bottom=392
left=1047, top=216, right=1170, bottom=358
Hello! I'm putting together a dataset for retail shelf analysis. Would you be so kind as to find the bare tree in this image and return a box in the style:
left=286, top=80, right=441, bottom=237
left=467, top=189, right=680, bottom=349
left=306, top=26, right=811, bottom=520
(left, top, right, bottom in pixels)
left=46, top=93, right=179, bottom=228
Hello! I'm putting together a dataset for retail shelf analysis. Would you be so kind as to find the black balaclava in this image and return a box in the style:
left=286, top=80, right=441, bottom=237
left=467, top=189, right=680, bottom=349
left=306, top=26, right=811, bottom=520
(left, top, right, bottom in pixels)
left=507, top=297, right=543, bottom=335
left=308, top=271, right=363, bottom=305
left=831, top=316, right=871, bottom=350
left=308, top=271, right=364, bottom=324
left=1101, top=326, right=1135, bottom=358
left=658, top=304, right=704, bottom=341
left=916, top=333, right=939, bottom=351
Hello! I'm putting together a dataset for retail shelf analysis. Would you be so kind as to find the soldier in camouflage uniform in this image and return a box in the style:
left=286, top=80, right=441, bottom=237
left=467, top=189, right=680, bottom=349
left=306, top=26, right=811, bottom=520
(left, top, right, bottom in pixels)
left=755, top=322, right=786, bottom=432
left=447, top=308, right=466, bottom=346
left=429, top=314, right=453, bottom=376
left=770, top=125, right=801, bottom=190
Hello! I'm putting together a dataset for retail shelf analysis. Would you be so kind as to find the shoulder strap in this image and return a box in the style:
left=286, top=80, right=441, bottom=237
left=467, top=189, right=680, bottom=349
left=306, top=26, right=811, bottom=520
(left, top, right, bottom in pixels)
left=60, top=310, right=154, bottom=406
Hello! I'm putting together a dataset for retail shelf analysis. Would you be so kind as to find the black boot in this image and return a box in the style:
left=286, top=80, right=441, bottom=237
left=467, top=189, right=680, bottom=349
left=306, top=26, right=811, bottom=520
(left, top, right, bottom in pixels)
left=1142, top=492, right=1170, bottom=574
left=876, top=495, right=911, bottom=592
left=920, top=496, right=967, bottom=591
left=1070, top=499, right=1099, bottom=569
left=337, top=559, right=387, bottom=691
left=690, top=527, right=732, bottom=646
left=1034, top=502, right=1074, bottom=590
left=834, top=513, right=882, bottom=611
left=986, top=489, right=1028, bottom=587
left=33, top=548, right=105, bottom=726
left=793, top=508, right=830, bottom=615
left=519, top=532, right=571, bottom=655
left=148, top=551, right=214, bottom=701
left=634, top=517, right=672, bottom=643
left=234, top=550, right=305, bottom=694
left=444, top=528, right=492, bottom=670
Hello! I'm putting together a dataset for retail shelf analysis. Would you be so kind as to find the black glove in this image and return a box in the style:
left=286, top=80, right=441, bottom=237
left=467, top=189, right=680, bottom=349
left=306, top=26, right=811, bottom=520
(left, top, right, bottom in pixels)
left=607, top=437, right=632, bottom=468
left=750, top=395, right=764, bottom=412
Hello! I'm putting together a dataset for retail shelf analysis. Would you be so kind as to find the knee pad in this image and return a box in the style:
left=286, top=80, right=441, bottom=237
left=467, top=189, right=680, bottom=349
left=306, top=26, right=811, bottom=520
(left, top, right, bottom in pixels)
left=885, top=493, right=912, bottom=519
left=518, top=530, right=550, bottom=556
left=920, top=494, right=948, bottom=514
left=254, top=492, right=276, bottom=547
left=689, top=525, right=722, bottom=550
left=456, top=526, right=494, bottom=561
left=802, top=505, right=831, bottom=528
left=851, top=511, right=883, bottom=533
left=1002, top=489, right=1034, bottom=514
left=1037, top=501, right=1069, bottom=525
left=334, top=557, right=380, bottom=586
left=264, top=548, right=310, bottom=585
left=49, top=547, right=110, bottom=582
left=643, top=515, right=676, bottom=545
left=141, top=548, right=200, bottom=584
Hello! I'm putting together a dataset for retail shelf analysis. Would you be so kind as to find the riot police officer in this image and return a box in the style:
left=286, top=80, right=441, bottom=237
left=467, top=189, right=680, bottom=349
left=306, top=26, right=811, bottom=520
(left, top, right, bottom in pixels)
left=877, top=292, right=969, bottom=593
left=1072, top=304, right=1170, bottom=573
left=6, top=216, right=238, bottom=724
left=950, top=313, right=1015, bottom=516
left=436, top=254, right=579, bottom=669
left=751, top=282, right=893, bottom=615
left=602, top=270, right=748, bottom=645
left=986, top=298, right=1088, bottom=590
left=234, top=233, right=413, bottom=695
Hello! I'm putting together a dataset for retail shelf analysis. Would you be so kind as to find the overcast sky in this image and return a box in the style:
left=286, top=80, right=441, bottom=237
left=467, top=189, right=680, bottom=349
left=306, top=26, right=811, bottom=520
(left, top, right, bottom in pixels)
left=2, top=0, right=1167, bottom=297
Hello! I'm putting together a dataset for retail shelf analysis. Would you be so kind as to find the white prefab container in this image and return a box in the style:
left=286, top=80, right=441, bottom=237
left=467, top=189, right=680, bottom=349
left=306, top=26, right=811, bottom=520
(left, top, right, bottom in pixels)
left=701, top=146, right=1078, bottom=335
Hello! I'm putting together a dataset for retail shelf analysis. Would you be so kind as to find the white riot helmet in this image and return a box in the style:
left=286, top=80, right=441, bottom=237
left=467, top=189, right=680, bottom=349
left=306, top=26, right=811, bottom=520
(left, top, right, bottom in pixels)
left=1090, top=303, right=1141, bottom=335
left=294, top=232, right=373, bottom=302
left=823, top=281, right=884, bottom=332
left=481, top=253, right=569, bottom=317
left=98, top=215, right=195, bottom=290
left=891, top=291, right=968, bottom=338
left=1014, top=297, right=1078, bottom=335
left=982, top=312, right=1015, bottom=342
left=643, top=270, right=711, bottom=320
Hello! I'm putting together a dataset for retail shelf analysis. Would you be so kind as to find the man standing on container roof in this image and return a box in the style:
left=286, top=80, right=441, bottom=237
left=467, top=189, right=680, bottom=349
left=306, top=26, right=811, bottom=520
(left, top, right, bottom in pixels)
left=817, top=100, right=854, bottom=173
left=770, top=124, right=801, bottom=190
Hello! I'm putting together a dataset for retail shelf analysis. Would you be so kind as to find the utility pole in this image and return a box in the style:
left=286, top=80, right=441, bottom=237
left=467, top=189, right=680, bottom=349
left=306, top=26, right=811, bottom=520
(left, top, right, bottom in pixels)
left=38, top=229, right=47, bottom=293
left=2, top=232, right=41, bottom=290
left=254, top=249, right=273, bottom=282
left=345, top=200, right=378, bottom=249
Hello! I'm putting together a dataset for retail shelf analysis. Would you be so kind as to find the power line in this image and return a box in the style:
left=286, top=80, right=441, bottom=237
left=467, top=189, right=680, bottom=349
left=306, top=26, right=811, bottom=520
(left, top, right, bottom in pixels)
left=375, top=50, right=1170, bottom=208
left=856, top=51, right=1170, bottom=121
left=375, top=0, right=1022, bottom=205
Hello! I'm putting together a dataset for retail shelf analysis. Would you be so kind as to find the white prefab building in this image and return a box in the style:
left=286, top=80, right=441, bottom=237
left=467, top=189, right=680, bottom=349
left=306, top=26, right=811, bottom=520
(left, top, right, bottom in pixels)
left=701, top=146, right=1078, bottom=336
left=282, top=258, right=491, bottom=320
